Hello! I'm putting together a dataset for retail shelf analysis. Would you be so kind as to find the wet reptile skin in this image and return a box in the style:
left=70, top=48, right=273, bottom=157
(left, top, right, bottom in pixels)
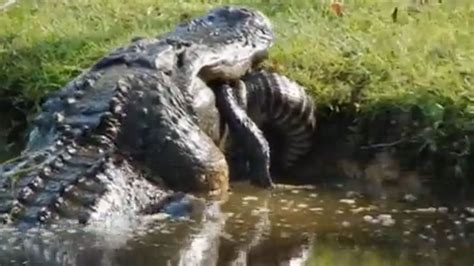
left=215, top=70, right=316, bottom=183
left=0, top=6, right=275, bottom=226
left=0, top=6, right=317, bottom=227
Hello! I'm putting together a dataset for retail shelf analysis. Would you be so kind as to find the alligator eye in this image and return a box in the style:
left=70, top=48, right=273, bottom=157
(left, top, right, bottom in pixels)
left=207, top=15, right=215, bottom=22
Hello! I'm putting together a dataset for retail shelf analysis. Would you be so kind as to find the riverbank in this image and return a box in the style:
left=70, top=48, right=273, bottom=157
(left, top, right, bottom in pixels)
left=0, top=1, right=473, bottom=186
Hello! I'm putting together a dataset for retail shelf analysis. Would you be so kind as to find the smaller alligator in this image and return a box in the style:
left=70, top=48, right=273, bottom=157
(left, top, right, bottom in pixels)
left=216, top=70, right=317, bottom=182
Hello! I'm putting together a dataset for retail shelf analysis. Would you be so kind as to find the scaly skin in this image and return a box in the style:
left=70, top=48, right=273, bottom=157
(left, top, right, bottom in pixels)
left=216, top=82, right=273, bottom=187
left=0, top=6, right=274, bottom=226
left=0, top=67, right=316, bottom=226
left=215, top=70, right=317, bottom=183
left=242, top=70, right=317, bottom=172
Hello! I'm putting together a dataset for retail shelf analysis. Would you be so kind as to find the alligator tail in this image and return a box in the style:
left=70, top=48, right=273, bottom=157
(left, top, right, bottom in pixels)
left=242, top=70, right=317, bottom=169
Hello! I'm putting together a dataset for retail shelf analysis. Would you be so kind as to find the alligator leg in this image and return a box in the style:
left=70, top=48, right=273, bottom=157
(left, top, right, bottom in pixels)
left=215, top=82, right=273, bottom=188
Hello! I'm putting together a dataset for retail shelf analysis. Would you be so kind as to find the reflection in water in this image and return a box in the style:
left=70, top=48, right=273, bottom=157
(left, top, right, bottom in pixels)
left=0, top=118, right=473, bottom=266
left=0, top=181, right=473, bottom=265
left=177, top=202, right=225, bottom=266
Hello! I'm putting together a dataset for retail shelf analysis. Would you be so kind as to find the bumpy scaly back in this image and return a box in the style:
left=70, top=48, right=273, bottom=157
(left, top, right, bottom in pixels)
left=169, top=6, right=273, bottom=49
left=0, top=76, right=133, bottom=225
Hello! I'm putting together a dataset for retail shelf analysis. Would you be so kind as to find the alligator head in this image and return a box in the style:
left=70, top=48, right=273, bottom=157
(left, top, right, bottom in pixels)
left=165, top=5, right=274, bottom=83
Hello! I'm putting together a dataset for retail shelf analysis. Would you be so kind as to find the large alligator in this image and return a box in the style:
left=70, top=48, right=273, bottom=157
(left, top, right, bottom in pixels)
left=0, top=6, right=316, bottom=227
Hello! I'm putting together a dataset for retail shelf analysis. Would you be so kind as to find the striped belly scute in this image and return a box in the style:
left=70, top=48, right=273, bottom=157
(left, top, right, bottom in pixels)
left=244, top=70, right=316, bottom=169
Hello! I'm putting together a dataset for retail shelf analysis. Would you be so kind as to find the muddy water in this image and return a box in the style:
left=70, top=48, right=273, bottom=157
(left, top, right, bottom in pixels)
left=0, top=118, right=473, bottom=265
left=0, top=180, right=473, bottom=266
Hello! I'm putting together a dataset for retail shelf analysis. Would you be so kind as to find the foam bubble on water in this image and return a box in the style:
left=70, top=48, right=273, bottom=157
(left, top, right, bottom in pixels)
left=242, top=196, right=259, bottom=201
left=339, top=199, right=356, bottom=205
left=297, top=203, right=308, bottom=208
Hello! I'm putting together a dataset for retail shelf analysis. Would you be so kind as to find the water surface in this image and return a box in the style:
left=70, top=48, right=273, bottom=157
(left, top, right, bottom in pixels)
left=0, top=181, right=473, bottom=266
left=0, top=117, right=473, bottom=265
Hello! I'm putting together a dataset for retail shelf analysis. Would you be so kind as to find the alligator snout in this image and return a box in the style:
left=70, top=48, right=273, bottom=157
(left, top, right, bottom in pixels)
left=141, top=136, right=230, bottom=197
left=195, top=156, right=229, bottom=197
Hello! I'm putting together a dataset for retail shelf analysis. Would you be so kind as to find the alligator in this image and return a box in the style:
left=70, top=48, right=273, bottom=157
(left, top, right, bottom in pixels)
left=0, top=6, right=276, bottom=227
left=0, top=6, right=317, bottom=227
left=216, top=70, right=316, bottom=179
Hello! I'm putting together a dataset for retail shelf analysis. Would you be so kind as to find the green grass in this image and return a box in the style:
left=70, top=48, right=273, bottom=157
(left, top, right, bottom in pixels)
left=0, top=0, right=473, bottom=180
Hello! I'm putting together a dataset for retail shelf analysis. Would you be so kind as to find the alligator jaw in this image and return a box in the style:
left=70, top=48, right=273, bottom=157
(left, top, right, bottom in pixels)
left=167, top=6, right=274, bottom=86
